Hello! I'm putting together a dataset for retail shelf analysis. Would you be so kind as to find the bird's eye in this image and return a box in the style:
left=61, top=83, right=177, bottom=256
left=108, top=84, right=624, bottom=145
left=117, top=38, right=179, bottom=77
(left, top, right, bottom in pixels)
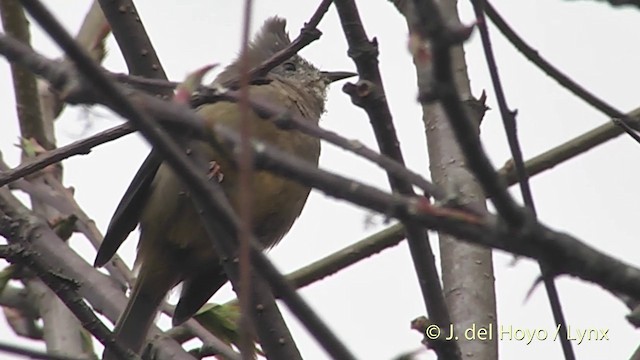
left=283, top=62, right=296, bottom=72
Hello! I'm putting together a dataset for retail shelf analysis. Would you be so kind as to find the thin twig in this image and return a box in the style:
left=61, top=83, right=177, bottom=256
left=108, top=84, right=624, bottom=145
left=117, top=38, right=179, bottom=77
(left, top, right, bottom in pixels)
left=582, top=0, right=640, bottom=7
left=0, top=244, right=139, bottom=360
left=234, top=0, right=333, bottom=84
left=0, top=78, right=442, bottom=204
left=214, top=123, right=640, bottom=301
left=498, top=115, right=640, bottom=184
left=485, top=1, right=640, bottom=145
left=0, top=340, right=85, bottom=360
left=0, top=189, right=199, bottom=360
left=19, top=1, right=354, bottom=358
left=0, top=124, right=133, bottom=186
left=4, top=14, right=640, bottom=326
left=168, top=223, right=406, bottom=344
left=333, top=1, right=460, bottom=358
left=1, top=0, right=87, bottom=356
left=96, top=0, right=169, bottom=84
left=472, top=1, right=574, bottom=359
left=237, top=0, right=257, bottom=356
left=410, top=0, right=528, bottom=228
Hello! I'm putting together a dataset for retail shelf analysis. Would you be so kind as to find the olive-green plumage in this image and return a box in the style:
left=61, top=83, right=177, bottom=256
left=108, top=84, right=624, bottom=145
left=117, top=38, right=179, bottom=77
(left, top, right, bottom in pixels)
left=95, top=17, right=354, bottom=358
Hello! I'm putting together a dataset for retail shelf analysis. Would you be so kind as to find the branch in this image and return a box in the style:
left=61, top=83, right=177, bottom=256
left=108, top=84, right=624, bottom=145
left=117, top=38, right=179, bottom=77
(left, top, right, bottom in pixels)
left=18, top=1, right=355, bottom=359
left=6, top=7, right=640, bottom=359
left=5, top=7, right=640, bottom=343
left=213, top=123, right=640, bottom=302
left=332, top=2, right=460, bottom=359
left=2, top=306, right=43, bottom=340
left=498, top=112, right=640, bottom=185
left=236, top=0, right=257, bottom=356
left=0, top=244, right=139, bottom=360
left=412, top=2, right=527, bottom=229
left=576, top=0, right=640, bottom=7
left=0, top=0, right=48, bottom=149
left=168, top=223, right=406, bottom=344
left=0, top=185, right=208, bottom=360
left=472, top=1, right=574, bottom=359
left=485, top=1, right=640, bottom=144
left=0, top=155, right=134, bottom=289
left=226, top=0, right=331, bottom=85
left=1, top=1, right=87, bottom=356
left=0, top=340, right=86, bottom=360
left=0, top=285, right=34, bottom=315
left=96, top=0, right=168, bottom=83
left=287, top=223, right=405, bottom=289
left=391, top=0, right=497, bottom=357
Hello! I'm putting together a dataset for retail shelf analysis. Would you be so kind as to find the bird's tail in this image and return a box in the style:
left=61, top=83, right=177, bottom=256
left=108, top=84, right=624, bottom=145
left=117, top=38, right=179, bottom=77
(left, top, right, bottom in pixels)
left=103, top=266, right=175, bottom=360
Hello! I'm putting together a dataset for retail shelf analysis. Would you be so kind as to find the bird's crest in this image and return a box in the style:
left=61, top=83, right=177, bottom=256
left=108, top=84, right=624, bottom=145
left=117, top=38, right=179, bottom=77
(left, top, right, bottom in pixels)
left=249, top=17, right=291, bottom=61
left=216, top=17, right=293, bottom=84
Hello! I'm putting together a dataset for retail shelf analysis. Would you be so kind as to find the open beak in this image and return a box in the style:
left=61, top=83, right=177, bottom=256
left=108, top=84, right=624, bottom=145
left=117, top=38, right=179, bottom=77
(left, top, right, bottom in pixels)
left=321, top=70, right=358, bottom=83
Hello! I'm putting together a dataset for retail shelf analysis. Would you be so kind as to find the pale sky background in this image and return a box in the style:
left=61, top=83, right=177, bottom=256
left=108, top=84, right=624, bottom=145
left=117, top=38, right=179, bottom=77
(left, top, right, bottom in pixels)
left=1, top=1, right=639, bottom=359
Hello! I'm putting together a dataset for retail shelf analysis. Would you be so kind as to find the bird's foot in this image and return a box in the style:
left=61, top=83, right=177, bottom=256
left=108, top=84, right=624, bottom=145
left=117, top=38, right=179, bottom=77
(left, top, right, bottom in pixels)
left=208, top=161, right=224, bottom=183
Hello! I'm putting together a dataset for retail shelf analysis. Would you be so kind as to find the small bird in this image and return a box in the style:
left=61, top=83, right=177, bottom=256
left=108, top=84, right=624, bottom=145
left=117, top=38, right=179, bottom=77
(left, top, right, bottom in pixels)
left=95, top=17, right=355, bottom=357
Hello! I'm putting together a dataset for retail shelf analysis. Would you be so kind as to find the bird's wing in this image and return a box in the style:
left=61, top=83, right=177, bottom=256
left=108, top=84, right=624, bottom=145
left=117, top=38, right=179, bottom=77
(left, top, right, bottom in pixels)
left=94, top=151, right=161, bottom=267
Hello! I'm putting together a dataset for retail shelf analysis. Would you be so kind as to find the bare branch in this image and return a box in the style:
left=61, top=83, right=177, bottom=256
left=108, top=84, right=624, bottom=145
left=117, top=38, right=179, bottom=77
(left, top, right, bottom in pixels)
left=0, top=340, right=87, bottom=360
left=485, top=1, right=640, bottom=144
left=213, top=122, right=640, bottom=301
left=391, top=0, right=498, bottom=357
left=472, top=1, right=573, bottom=358
left=18, top=1, right=355, bottom=358
left=96, top=0, right=168, bottom=84
left=332, top=2, right=460, bottom=358
left=0, top=244, right=139, bottom=360
left=0, top=0, right=48, bottom=149
left=0, top=185, right=205, bottom=360
left=498, top=111, right=640, bottom=185
left=574, top=0, right=640, bottom=8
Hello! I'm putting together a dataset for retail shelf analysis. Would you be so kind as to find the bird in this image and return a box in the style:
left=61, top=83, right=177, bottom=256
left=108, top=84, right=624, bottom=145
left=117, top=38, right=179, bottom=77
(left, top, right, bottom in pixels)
left=94, top=16, right=355, bottom=357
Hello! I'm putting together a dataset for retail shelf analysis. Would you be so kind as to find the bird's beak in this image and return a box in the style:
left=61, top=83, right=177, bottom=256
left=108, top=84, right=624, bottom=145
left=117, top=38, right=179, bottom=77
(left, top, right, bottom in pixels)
left=321, top=70, right=358, bottom=83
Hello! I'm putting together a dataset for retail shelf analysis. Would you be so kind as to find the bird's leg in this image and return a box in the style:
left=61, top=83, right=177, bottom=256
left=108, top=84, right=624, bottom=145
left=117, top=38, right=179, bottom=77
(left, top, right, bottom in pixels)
left=208, top=161, right=224, bottom=183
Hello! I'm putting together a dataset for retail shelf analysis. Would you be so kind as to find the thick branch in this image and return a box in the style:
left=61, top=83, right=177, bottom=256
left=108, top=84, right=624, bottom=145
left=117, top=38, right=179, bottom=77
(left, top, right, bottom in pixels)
left=214, top=123, right=640, bottom=301
left=96, top=0, right=168, bottom=83
left=18, top=1, right=354, bottom=358
left=0, top=185, right=202, bottom=360
left=0, top=244, right=138, bottom=360
left=332, top=1, right=460, bottom=358
left=472, top=1, right=574, bottom=359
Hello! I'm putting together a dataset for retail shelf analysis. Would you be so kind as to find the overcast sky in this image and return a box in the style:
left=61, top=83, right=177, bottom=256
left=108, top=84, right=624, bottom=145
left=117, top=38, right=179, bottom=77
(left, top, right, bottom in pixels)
left=1, top=1, right=640, bottom=359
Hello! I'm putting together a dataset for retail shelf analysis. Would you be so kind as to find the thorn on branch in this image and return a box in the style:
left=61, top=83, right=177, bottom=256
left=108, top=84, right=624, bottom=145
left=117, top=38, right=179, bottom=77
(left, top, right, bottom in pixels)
left=462, top=93, right=490, bottom=127
left=442, top=23, right=476, bottom=46
left=346, top=37, right=379, bottom=62
left=299, top=26, right=322, bottom=42
left=410, top=316, right=452, bottom=351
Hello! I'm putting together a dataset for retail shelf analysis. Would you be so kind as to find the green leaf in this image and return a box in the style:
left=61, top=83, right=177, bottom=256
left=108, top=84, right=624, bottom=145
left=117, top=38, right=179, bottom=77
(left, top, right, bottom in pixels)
left=194, top=302, right=263, bottom=355
left=194, top=302, right=240, bottom=346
